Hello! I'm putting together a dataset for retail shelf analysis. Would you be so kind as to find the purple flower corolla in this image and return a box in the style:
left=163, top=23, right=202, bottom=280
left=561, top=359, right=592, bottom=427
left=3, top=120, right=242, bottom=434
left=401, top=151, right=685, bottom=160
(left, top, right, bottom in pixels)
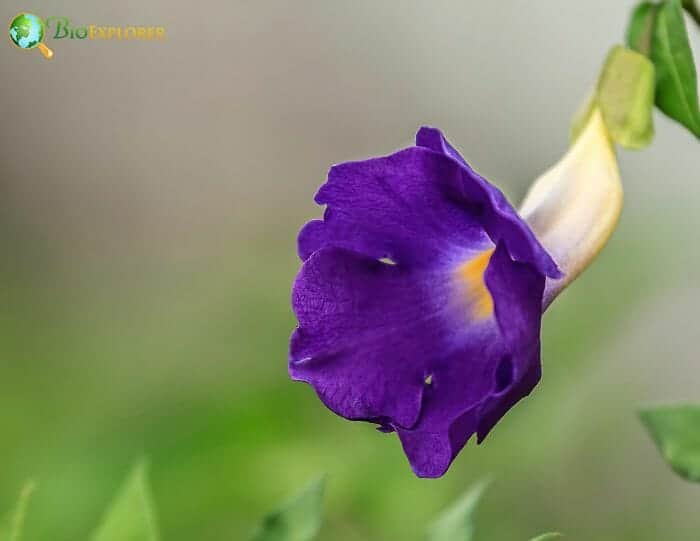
left=290, top=110, right=622, bottom=477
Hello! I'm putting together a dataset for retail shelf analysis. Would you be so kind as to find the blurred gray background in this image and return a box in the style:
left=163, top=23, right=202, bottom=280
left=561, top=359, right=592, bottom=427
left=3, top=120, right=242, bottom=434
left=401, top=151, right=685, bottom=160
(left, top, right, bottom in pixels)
left=1, top=2, right=699, bottom=541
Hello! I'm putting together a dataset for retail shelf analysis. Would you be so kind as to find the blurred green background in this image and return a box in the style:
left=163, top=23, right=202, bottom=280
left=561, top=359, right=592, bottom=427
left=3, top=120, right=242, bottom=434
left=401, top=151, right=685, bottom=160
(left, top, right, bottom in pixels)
left=1, top=1, right=699, bottom=540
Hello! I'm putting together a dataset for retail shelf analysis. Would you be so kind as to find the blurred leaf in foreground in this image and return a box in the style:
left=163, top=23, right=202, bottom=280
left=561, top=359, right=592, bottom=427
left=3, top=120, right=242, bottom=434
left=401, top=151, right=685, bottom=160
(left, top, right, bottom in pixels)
left=426, top=479, right=489, bottom=541
left=529, top=534, right=562, bottom=541
left=639, top=404, right=700, bottom=482
left=0, top=482, right=36, bottom=541
left=651, top=0, right=700, bottom=137
left=571, top=46, right=655, bottom=149
left=250, top=476, right=325, bottom=541
left=90, top=462, right=160, bottom=541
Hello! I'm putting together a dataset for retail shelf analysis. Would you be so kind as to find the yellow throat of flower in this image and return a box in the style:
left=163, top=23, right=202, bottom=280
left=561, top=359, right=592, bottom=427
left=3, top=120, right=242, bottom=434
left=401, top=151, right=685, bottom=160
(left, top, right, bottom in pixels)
left=456, top=249, right=495, bottom=320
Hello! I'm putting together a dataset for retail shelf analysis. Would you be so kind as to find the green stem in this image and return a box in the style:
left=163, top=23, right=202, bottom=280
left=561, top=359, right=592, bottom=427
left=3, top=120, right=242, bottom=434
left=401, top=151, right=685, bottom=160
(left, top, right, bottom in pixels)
left=683, top=0, right=700, bottom=27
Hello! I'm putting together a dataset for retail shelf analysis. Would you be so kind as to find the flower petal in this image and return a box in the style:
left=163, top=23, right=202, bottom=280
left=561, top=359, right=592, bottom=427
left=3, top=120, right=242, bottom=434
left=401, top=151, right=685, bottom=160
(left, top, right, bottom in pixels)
left=417, top=127, right=562, bottom=280
left=299, top=138, right=561, bottom=281
left=290, top=246, right=442, bottom=429
left=477, top=242, right=545, bottom=440
left=298, top=148, right=490, bottom=266
left=395, top=242, right=545, bottom=477
left=519, top=109, right=623, bottom=306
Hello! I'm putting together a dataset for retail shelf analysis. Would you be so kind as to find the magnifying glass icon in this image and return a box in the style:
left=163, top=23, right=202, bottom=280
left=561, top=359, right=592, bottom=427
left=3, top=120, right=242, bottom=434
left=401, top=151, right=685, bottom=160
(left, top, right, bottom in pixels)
left=9, top=13, right=54, bottom=59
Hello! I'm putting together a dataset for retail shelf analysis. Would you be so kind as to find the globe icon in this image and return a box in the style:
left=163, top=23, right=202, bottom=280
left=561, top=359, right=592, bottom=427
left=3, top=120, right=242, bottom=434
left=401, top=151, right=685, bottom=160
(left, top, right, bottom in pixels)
left=9, top=13, right=53, bottom=58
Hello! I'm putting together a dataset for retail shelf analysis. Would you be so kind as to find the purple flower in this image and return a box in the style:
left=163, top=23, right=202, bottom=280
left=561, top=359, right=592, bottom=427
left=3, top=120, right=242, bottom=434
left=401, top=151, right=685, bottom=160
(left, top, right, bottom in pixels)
left=290, top=111, right=622, bottom=477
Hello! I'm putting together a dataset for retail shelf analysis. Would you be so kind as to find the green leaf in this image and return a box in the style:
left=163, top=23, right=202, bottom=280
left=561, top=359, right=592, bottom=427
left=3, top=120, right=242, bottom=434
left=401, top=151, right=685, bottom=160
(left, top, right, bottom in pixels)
left=529, top=534, right=563, bottom=541
left=250, top=476, right=325, bottom=541
left=0, top=482, right=36, bottom=541
left=639, top=404, right=700, bottom=482
left=626, top=2, right=658, bottom=55
left=426, top=479, right=490, bottom=541
left=90, top=462, right=160, bottom=541
left=571, top=46, right=655, bottom=148
left=651, top=0, right=700, bottom=137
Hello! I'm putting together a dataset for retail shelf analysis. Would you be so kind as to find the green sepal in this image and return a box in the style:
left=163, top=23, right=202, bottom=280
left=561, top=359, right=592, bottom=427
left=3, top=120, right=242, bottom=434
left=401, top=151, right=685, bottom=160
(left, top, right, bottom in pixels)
left=571, top=45, right=655, bottom=149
